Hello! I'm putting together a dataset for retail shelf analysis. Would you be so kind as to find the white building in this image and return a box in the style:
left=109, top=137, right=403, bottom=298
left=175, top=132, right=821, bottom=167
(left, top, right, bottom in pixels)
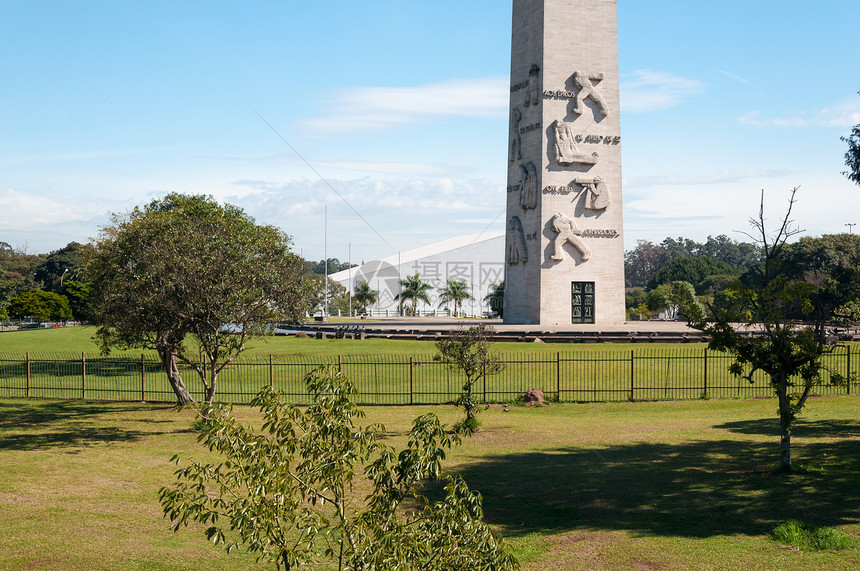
left=329, top=231, right=505, bottom=317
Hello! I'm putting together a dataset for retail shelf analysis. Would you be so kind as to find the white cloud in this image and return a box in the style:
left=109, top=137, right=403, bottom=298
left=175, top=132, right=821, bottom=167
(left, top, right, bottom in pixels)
left=737, top=99, right=860, bottom=128
left=620, top=70, right=703, bottom=113
left=226, top=176, right=506, bottom=258
left=0, top=147, right=179, bottom=168
left=231, top=176, right=503, bottom=215
left=716, top=70, right=753, bottom=85
left=312, top=160, right=451, bottom=177
left=0, top=189, right=92, bottom=230
left=299, top=78, right=509, bottom=135
left=625, top=168, right=794, bottom=188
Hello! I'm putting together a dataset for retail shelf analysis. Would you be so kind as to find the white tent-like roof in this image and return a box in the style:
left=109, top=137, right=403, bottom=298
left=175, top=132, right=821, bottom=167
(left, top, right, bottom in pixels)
left=329, top=231, right=505, bottom=316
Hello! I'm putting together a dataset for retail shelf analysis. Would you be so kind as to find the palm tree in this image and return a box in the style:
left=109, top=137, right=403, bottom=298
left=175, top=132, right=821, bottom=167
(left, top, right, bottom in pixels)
left=395, top=273, right=432, bottom=316
left=352, top=280, right=378, bottom=315
left=484, top=281, right=505, bottom=318
left=438, top=279, right=473, bottom=317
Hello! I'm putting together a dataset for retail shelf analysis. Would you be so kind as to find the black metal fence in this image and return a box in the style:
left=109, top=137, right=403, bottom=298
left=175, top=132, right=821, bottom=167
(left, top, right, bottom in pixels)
left=0, top=346, right=857, bottom=405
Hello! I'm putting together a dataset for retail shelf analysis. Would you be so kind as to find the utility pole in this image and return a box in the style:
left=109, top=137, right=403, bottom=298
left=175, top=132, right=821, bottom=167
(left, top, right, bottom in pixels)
left=323, top=204, right=328, bottom=321
left=348, top=242, right=352, bottom=317
left=846, top=223, right=856, bottom=234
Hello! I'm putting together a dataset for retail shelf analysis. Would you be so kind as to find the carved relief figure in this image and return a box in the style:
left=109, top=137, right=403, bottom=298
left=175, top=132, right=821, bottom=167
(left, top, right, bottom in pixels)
left=519, top=162, right=538, bottom=210
left=572, top=176, right=610, bottom=210
left=572, top=71, right=608, bottom=117
left=507, top=216, right=528, bottom=265
left=509, top=107, right=522, bottom=162
left=549, top=213, right=592, bottom=262
left=551, top=120, right=599, bottom=166
left=526, top=64, right=541, bottom=107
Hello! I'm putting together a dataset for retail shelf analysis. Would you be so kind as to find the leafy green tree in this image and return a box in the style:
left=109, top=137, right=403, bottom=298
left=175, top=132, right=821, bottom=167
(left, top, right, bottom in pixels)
left=842, top=95, right=860, bottom=186
left=352, top=280, right=378, bottom=314
left=304, top=274, right=348, bottom=316
left=832, top=300, right=860, bottom=326
left=306, top=258, right=357, bottom=275
left=625, top=235, right=758, bottom=288
left=33, top=241, right=91, bottom=290
left=7, top=289, right=72, bottom=321
left=159, top=366, right=517, bottom=570
left=484, top=281, right=505, bottom=318
left=435, top=324, right=504, bottom=434
left=395, top=273, right=432, bottom=316
left=692, top=189, right=849, bottom=472
left=87, top=193, right=308, bottom=405
left=438, top=278, right=473, bottom=317
left=0, top=285, right=11, bottom=320
left=624, top=240, right=664, bottom=288
left=0, top=242, right=45, bottom=297
left=698, top=274, right=740, bottom=297
left=60, top=280, right=94, bottom=321
left=781, top=233, right=860, bottom=341
left=698, top=234, right=760, bottom=268
left=625, top=287, right=652, bottom=320
left=645, top=281, right=705, bottom=323
left=647, top=256, right=741, bottom=293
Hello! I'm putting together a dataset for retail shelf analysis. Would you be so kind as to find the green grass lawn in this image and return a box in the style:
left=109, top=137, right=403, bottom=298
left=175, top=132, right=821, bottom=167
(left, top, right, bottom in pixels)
left=0, top=324, right=715, bottom=358
left=2, top=326, right=856, bottom=406
left=1, top=395, right=858, bottom=570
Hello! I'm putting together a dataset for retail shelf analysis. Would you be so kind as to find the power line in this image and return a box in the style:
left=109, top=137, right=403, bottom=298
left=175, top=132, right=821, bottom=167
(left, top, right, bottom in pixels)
left=253, top=110, right=394, bottom=251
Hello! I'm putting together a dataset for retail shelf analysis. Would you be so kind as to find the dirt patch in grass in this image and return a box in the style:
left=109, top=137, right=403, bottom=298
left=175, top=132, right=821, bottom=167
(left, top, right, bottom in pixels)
left=0, top=491, right=35, bottom=506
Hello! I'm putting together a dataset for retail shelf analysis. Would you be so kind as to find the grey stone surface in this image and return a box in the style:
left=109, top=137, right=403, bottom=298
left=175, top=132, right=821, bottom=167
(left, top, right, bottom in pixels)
left=504, top=0, right=626, bottom=325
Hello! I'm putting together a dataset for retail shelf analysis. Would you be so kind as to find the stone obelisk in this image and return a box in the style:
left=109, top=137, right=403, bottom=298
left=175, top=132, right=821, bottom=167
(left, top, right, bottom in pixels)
left=503, top=0, right=625, bottom=325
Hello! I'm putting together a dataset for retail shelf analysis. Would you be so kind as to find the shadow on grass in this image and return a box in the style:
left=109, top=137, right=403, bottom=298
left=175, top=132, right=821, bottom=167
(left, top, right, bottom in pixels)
left=0, top=399, right=166, bottom=428
left=455, top=421, right=860, bottom=539
left=0, top=399, right=192, bottom=451
left=715, top=417, right=860, bottom=439
left=0, top=427, right=155, bottom=452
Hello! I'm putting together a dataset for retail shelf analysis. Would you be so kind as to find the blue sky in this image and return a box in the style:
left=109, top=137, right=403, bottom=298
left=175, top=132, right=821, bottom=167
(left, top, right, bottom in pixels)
left=2, top=0, right=859, bottom=262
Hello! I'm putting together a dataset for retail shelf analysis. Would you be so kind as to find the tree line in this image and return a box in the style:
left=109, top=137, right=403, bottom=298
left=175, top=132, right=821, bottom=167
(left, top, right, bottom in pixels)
left=5, top=228, right=858, bottom=330
left=623, top=232, right=860, bottom=328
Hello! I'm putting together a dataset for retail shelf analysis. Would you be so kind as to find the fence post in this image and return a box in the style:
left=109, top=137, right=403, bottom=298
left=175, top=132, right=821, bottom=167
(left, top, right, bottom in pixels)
left=26, top=352, right=31, bottom=398
left=269, top=355, right=274, bottom=389
left=482, top=360, right=487, bottom=403
left=703, top=347, right=708, bottom=399
left=409, top=357, right=414, bottom=405
left=556, top=352, right=561, bottom=401
left=847, top=346, right=852, bottom=396
left=141, top=353, right=145, bottom=402
left=629, top=350, right=635, bottom=401
left=338, top=355, right=342, bottom=374
left=82, top=352, right=86, bottom=400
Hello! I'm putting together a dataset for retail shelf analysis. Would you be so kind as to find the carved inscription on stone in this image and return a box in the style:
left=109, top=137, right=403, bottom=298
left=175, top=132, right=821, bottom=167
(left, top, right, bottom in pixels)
left=520, top=122, right=541, bottom=134
left=510, top=80, right=529, bottom=93
left=544, top=71, right=610, bottom=119
left=576, top=134, right=621, bottom=145
left=507, top=216, right=528, bottom=265
left=543, top=185, right=576, bottom=195
left=582, top=228, right=620, bottom=237
left=549, top=213, right=592, bottom=263
left=519, top=162, right=539, bottom=210
left=551, top=120, right=599, bottom=166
